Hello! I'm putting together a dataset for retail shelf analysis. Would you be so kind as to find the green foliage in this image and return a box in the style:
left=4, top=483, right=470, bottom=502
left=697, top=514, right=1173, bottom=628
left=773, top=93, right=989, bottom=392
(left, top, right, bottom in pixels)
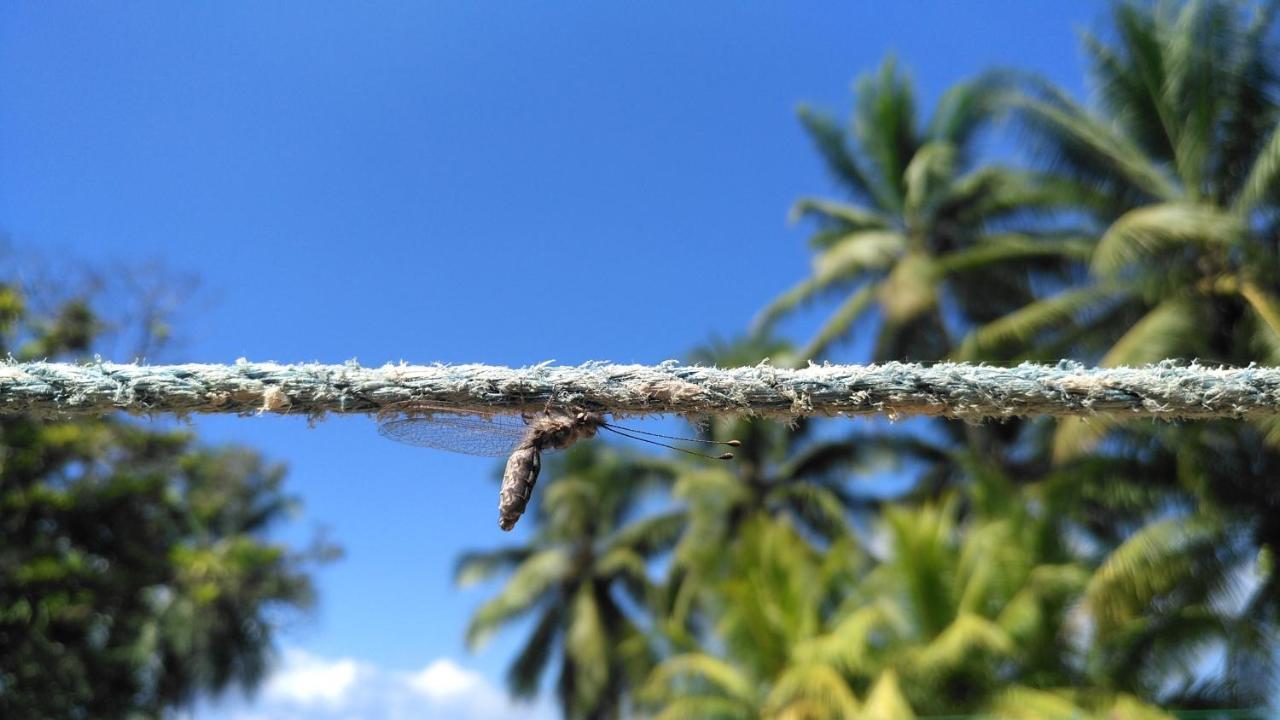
left=644, top=488, right=1166, bottom=719
left=759, top=60, right=1081, bottom=364
left=959, top=4, right=1280, bottom=706
left=965, top=0, right=1280, bottom=406
left=642, top=517, right=868, bottom=720
left=0, top=282, right=331, bottom=719
left=658, top=335, right=869, bottom=629
left=460, top=2, right=1280, bottom=718
left=456, top=442, right=675, bottom=719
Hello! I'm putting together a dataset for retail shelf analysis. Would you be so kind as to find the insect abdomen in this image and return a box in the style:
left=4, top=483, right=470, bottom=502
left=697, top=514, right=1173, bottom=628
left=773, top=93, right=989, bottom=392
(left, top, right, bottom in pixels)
left=498, top=445, right=540, bottom=531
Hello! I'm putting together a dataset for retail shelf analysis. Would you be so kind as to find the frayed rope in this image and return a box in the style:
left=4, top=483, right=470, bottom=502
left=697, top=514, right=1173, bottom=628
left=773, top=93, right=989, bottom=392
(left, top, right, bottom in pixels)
left=2, top=359, right=1277, bottom=423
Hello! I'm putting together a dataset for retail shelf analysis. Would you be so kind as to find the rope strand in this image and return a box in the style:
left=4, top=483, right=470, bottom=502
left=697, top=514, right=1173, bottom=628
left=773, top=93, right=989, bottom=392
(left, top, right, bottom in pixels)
left=2, top=359, right=1278, bottom=422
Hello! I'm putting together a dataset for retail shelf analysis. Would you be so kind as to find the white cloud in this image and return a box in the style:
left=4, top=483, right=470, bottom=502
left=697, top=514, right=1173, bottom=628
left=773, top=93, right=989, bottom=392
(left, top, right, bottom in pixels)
left=198, top=648, right=553, bottom=720
left=263, top=648, right=365, bottom=707
left=405, top=659, right=485, bottom=701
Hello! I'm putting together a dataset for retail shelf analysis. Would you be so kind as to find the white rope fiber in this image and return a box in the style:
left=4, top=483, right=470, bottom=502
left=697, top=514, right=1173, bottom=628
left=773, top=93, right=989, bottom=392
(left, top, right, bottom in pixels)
left=2, top=359, right=1277, bottom=422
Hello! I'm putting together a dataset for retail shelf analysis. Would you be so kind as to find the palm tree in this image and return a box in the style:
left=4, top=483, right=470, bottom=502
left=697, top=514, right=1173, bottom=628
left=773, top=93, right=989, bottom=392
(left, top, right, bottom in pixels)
left=755, top=57, right=1088, bottom=363
left=752, top=58, right=1087, bottom=515
left=954, top=0, right=1280, bottom=706
left=661, top=336, right=873, bottom=632
left=1057, top=423, right=1280, bottom=709
left=641, top=516, right=899, bottom=720
left=958, top=0, right=1280, bottom=457
left=455, top=443, right=681, bottom=719
left=802, top=489, right=1079, bottom=715
left=645, top=483, right=1168, bottom=719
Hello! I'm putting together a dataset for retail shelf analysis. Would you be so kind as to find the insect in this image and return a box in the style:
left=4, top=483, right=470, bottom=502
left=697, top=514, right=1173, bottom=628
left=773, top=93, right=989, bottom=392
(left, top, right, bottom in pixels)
left=376, top=403, right=740, bottom=531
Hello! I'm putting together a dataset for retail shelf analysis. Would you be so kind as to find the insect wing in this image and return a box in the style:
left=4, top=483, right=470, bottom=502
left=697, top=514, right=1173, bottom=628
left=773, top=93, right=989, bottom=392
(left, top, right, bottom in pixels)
left=376, top=404, right=530, bottom=457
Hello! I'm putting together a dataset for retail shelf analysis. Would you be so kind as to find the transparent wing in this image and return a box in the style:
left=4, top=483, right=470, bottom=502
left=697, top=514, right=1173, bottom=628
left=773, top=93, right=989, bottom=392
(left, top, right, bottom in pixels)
left=376, top=403, right=531, bottom=457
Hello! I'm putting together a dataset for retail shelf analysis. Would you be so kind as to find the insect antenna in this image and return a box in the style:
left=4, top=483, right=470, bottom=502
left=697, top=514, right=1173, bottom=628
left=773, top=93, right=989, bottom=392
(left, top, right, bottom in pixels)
left=600, top=422, right=741, bottom=448
left=598, top=424, right=736, bottom=461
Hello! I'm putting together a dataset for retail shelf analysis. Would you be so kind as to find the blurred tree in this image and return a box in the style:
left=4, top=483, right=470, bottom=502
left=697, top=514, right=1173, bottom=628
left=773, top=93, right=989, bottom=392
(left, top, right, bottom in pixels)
left=0, top=281, right=333, bottom=719
left=644, top=490, right=1166, bottom=720
left=754, top=58, right=1088, bottom=363
left=455, top=443, right=679, bottom=720
left=660, top=336, right=869, bottom=634
left=465, top=2, right=1280, bottom=716
left=641, top=516, right=879, bottom=720
left=1040, top=422, right=1280, bottom=709
left=954, top=0, right=1280, bottom=706
left=800, top=489, right=1083, bottom=715
left=959, top=0, right=1280, bottom=456
left=752, top=58, right=1090, bottom=511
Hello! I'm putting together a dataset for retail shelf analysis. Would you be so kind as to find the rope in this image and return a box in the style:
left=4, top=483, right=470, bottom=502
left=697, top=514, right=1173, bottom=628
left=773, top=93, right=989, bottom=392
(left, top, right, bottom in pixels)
left=2, top=359, right=1278, bottom=422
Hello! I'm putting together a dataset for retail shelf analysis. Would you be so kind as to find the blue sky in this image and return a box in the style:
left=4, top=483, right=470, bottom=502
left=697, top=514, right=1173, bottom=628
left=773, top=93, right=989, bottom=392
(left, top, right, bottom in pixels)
left=1, top=3, right=1103, bottom=717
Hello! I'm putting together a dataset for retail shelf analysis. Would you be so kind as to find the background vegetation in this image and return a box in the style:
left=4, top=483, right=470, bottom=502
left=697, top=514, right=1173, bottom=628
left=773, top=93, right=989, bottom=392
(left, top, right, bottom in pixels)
left=2, top=1, right=1277, bottom=719
left=461, top=2, right=1280, bottom=718
left=0, top=275, right=337, bottom=719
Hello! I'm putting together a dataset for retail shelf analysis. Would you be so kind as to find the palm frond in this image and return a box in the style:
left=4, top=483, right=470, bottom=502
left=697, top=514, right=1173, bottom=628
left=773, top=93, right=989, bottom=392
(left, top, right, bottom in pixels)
left=955, top=519, right=1025, bottom=613
left=955, top=283, right=1123, bottom=360
left=1244, top=291, right=1280, bottom=366
left=813, top=231, right=905, bottom=283
left=763, top=663, right=860, bottom=719
left=465, top=548, right=570, bottom=648
left=651, top=696, right=752, bottom=720
left=789, top=197, right=892, bottom=231
left=927, top=71, right=1011, bottom=146
left=797, top=106, right=882, bottom=208
left=882, top=498, right=961, bottom=638
left=846, top=432, right=953, bottom=466
left=753, top=276, right=828, bottom=335
left=1238, top=280, right=1280, bottom=344
left=1252, top=414, right=1280, bottom=451
left=1163, top=0, right=1236, bottom=196
left=672, top=466, right=748, bottom=510
left=795, top=603, right=891, bottom=675
left=506, top=604, right=563, bottom=697
left=1234, top=119, right=1280, bottom=214
left=909, top=613, right=1014, bottom=677
left=1051, top=413, right=1122, bottom=464
left=565, top=583, right=610, bottom=709
left=454, top=546, right=534, bottom=587
left=1100, top=605, right=1232, bottom=696
left=1099, top=296, right=1201, bottom=367
left=1007, top=84, right=1180, bottom=202
left=995, top=564, right=1089, bottom=645
left=940, top=166, right=1104, bottom=221
left=596, top=547, right=649, bottom=586
left=767, top=482, right=853, bottom=539
left=902, top=141, right=957, bottom=216
left=986, top=686, right=1091, bottom=720
left=796, top=283, right=878, bottom=362
left=853, top=57, right=919, bottom=214
left=1110, top=3, right=1181, bottom=164
left=1081, top=27, right=1174, bottom=166
left=933, top=233, right=1094, bottom=275
left=1091, top=202, right=1244, bottom=276
left=1217, top=0, right=1280, bottom=200
left=860, top=669, right=915, bottom=720
left=540, top=476, right=599, bottom=513
left=778, top=437, right=866, bottom=480
left=605, top=509, right=687, bottom=559
left=1085, top=517, right=1223, bottom=632
left=1099, top=694, right=1179, bottom=720
left=642, top=653, right=757, bottom=706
